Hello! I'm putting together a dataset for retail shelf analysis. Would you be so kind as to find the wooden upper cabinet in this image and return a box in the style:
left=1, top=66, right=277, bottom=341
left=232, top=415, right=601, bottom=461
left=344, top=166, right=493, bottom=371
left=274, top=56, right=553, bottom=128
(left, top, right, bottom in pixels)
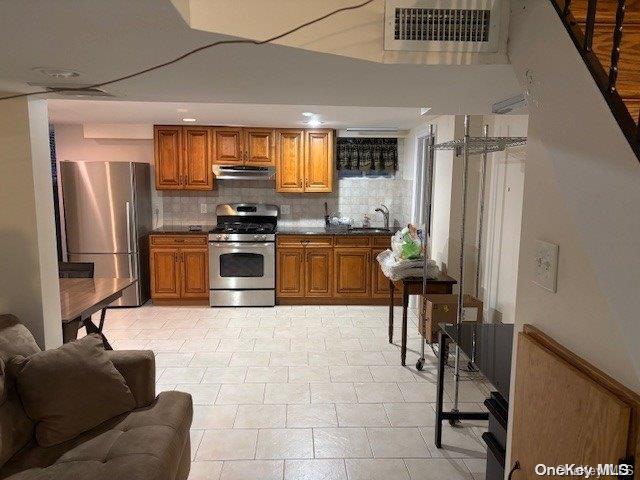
left=155, top=125, right=333, bottom=193
left=277, top=247, right=305, bottom=297
left=180, top=247, right=209, bottom=298
left=305, top=247, right=333, bottom=297
left=214, top=128, right=243, bottom=165
left=245, top=128, right=275, bottom=166
left=183, top=127, right=214, bottom=190
left=334, top=248, right=371, bottom=298
left=304, top=130, right=334, bottom=192
left=276, top=128, right=334, bottom=193
left=150, top=247, right=181, bottom=299
left=276, top=129, right=305, bottom=192
left=155, top=125, right=214, bottom=191
left=154, top=126, right=183, bottom=189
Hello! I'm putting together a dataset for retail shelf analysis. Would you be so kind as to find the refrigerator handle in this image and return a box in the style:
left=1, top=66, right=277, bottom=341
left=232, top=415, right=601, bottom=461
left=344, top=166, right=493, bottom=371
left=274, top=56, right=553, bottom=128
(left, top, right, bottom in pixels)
left=125, top=201, right=133, bottom=254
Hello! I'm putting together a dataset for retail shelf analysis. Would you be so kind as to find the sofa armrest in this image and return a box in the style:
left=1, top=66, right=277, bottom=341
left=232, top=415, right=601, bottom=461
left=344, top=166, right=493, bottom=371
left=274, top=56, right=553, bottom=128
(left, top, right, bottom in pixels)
left=106, top=350, right=156, bottom=408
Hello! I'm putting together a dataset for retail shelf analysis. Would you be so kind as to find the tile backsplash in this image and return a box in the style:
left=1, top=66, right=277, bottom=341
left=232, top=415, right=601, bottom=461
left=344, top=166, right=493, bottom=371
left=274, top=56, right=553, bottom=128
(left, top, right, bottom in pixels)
left=160, top=176, right=412, bottom=229
left=159, top=138, right=413, bottom=229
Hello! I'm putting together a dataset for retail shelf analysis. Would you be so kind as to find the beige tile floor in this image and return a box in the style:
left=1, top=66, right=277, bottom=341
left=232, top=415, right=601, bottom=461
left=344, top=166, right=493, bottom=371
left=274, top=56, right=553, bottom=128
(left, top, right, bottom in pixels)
left=104, top=304, right=489, bottom=480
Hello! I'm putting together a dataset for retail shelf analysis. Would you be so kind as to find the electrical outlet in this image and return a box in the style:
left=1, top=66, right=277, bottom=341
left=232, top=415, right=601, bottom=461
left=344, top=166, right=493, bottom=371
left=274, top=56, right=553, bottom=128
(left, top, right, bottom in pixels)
left=280, top=204, right=291, bottom=215
left=533, top=240, right=559, bottom=292
left=200, top=203, right=207, bottom=214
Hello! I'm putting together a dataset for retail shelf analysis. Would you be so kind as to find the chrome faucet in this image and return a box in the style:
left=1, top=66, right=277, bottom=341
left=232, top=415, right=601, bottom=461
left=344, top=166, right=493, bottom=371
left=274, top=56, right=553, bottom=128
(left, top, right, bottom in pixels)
left=375, top=204, right=390, bottom=230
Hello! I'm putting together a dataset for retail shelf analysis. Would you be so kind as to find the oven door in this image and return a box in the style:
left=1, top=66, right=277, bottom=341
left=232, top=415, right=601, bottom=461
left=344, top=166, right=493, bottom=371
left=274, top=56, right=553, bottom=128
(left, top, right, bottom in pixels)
left=209, top=242, right=275, bottom=290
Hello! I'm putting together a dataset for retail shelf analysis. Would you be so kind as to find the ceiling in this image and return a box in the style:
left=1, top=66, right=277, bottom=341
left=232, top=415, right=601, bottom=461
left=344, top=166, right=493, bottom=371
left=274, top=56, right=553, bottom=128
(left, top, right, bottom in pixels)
left=170, top=0, right=510, bottom=66
left=48, top=100, right=427, bottom=129
left=0, top=0, right=522, bottom=114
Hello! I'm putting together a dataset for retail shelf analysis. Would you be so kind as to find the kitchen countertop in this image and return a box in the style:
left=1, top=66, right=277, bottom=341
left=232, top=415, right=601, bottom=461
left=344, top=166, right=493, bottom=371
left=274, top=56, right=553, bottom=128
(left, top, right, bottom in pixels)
left=150, top=225, right=212, bottom=235
left=151, top=225, right=400, bottom=236
left=277, top=226, right=399, bottom=236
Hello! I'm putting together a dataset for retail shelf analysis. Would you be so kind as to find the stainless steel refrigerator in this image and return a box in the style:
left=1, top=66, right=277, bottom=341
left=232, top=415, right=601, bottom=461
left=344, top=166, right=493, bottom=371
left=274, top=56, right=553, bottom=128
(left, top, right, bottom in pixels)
left=60, top=161, right=151, bottom=307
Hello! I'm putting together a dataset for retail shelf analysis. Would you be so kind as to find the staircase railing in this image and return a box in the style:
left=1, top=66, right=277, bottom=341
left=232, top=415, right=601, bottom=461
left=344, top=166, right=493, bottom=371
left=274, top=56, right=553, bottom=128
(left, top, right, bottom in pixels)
left=551, top=0, right=640, bottom=160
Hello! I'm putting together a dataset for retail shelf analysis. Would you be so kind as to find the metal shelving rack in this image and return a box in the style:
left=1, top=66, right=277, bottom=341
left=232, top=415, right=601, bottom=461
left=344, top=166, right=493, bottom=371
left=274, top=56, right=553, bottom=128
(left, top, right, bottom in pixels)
left=433, top=135, right=527, bottom=156
left=422, top=114, right=527, bottom=420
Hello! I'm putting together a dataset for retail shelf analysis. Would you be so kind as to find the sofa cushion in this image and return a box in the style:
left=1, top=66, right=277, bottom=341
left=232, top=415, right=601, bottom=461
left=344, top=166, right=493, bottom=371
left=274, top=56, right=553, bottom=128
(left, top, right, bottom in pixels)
left=0, top=359, right=35, bottom=469
left=8, top=335, right=136, bottom=447
left=0, top=391, right=193, bottom=480
left=0, top=315, right=40, bottom=363
left=0, top=315, right=39, bottom=468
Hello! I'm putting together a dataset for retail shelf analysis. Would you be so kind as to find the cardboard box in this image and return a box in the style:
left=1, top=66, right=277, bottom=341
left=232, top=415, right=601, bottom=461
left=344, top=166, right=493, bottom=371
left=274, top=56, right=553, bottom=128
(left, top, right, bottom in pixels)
left=418, top=294, right=483, bottom=343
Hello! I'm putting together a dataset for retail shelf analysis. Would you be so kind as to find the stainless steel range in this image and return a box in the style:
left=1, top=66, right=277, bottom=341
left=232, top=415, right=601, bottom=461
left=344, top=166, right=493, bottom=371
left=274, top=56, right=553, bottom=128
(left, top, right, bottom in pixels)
left=208, top=203, right=278, bottom=307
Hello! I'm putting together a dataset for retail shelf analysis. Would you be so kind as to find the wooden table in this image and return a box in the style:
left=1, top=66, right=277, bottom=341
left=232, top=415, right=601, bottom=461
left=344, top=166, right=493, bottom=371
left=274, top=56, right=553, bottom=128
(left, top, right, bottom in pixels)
left=388, top=274, right=457, bottom=366
left=60, top=277, right=136, bottom=349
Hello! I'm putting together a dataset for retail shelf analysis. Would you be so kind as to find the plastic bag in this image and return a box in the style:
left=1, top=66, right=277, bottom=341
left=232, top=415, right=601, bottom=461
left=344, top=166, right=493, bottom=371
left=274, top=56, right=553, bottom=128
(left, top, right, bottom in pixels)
left=392, top=225, right=424, bottom=260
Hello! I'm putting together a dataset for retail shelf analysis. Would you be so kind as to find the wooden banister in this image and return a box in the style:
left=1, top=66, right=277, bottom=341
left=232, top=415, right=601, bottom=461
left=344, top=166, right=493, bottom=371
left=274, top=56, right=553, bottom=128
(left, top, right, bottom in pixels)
left=551, top=0, right=640, bottom=162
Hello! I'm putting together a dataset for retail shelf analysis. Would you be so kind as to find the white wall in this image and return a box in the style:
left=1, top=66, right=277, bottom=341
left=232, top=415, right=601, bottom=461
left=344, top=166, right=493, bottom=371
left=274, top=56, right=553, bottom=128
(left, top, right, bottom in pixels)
left=479, top=115, right=527, bottom=324
left=424, top=115, right=457, bottom=272
left=54, top=124, right=153, bottom=164
left=509, top=0, right=640, bottom=390
left=506, top=0, right=640, bottom=467
left=411, top=114, right=527, bottom=325
left=0, top=97, right=62, bottom=349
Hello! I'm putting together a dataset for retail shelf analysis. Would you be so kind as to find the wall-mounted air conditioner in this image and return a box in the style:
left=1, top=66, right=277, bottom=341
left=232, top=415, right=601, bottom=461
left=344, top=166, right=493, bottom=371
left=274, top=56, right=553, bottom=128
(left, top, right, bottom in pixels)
left=384, top=0, right=501, bottom=53
left=339, top=128, right=409, bottom=138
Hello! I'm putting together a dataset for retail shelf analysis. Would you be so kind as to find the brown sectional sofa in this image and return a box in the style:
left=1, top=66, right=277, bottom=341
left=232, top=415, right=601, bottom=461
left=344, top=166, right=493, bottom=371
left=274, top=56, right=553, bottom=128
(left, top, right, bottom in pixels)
left=0, top=314, right=193, bottom=480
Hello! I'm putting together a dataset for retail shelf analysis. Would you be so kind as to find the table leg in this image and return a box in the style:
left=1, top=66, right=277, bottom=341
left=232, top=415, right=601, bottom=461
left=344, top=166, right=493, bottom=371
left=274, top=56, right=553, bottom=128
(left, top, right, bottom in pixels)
left=435, top=330, right=447, bottom=448
left=83, top=309, right=112, bottom=350
left=62, top=318, right=81, bottom=344
left=388, top=280, right=395, bottom=344
left=401, top=286, right=409, bottom=366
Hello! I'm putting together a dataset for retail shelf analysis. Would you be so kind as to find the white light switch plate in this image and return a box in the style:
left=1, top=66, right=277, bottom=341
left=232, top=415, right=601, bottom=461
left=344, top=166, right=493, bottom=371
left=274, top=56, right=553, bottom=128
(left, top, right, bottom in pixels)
left=533, top=240, right=559, bottom=292
left=280, top=205, right=291, bottom=215
left=200, top=204, right=207, bottom=214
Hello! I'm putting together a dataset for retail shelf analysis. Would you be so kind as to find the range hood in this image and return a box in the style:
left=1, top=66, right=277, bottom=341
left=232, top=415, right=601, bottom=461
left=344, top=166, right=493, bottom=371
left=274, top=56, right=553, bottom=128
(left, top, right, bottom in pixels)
left=213, top=165, right=275, bottom=181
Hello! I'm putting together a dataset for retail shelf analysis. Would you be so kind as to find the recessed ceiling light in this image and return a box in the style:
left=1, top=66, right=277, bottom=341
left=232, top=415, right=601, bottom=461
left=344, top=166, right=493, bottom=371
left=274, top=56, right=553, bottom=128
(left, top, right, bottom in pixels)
left=182, top=118, right=197, bottom=122
left=35, top=68, right=81, bottom=79
left=302, top=112, right=315, bottom=117
left=307, top=119, right=323, bottom=127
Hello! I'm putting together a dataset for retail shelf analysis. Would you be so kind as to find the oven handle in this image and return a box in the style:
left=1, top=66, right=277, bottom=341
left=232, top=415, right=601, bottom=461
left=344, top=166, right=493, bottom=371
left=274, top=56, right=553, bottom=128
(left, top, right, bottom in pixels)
left=209, top=242, right=274, bottom=249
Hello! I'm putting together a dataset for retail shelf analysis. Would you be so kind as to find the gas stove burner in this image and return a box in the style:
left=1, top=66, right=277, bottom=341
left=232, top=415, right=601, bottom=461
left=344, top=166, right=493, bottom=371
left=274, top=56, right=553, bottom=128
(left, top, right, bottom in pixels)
left=210, top=223, right=276, bottom=235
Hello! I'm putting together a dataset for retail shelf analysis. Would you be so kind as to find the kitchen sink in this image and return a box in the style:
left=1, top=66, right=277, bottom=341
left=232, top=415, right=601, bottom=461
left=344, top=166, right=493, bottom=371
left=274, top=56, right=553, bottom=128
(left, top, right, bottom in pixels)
left=348, top=227, right=391, bottom=234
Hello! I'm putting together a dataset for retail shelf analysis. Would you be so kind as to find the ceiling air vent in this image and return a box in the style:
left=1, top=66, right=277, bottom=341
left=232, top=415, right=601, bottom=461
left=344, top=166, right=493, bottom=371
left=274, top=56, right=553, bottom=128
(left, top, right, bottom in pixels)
left=27, top=83, right=114, bottom=98
left=385, top=0, right=501, bottom=53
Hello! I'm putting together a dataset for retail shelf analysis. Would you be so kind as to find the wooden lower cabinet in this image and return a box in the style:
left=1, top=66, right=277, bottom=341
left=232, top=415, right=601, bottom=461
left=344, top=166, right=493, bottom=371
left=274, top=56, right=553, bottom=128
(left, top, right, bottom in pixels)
left=150, top=235, right=209, bottom=302
left=180, top=248, right=209, bottom=298
left=333, top=248, right=371, bottom=298
left=150, top=247, right=181, bottom=299
left=276, top=234, right=398, bottom=304
left=371, top=248, right=390, bottom=298
left=305, top=247, right=333, bottom=297
left=277, top=247, right=305, bottom=297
